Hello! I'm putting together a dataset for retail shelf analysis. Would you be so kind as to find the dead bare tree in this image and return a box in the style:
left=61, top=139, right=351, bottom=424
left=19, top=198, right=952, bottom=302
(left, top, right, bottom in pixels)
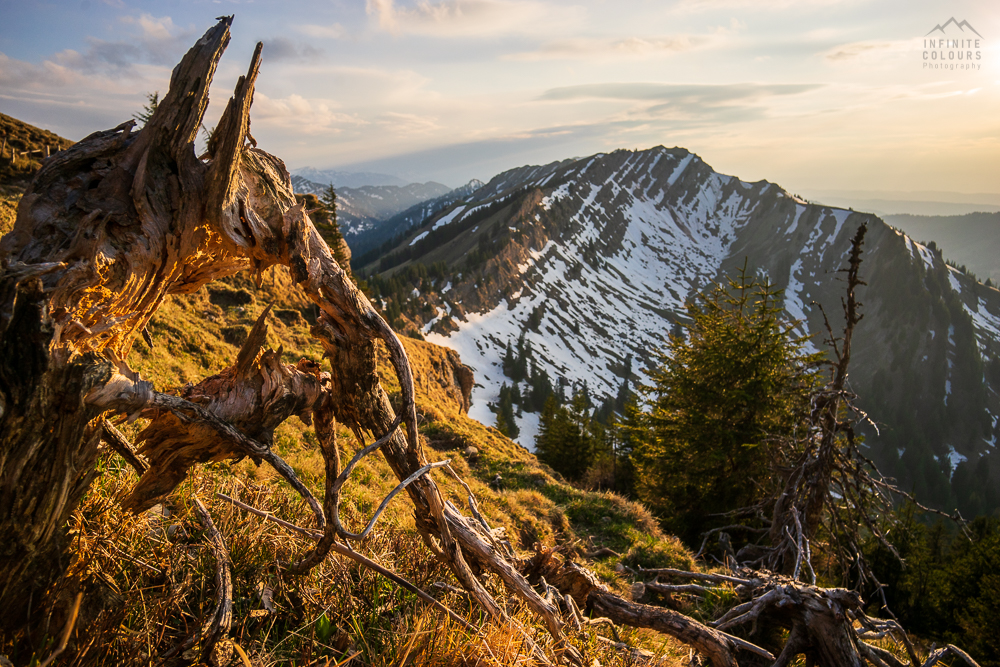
left=0, top=18, right=577, bottom=663
left=0, top=20, right=983, bottom=667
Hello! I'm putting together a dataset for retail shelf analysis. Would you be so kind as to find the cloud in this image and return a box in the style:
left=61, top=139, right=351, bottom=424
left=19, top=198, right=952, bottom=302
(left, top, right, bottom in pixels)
left=260, top=37, right=324, bottom=62
left=673, top=0, right=852, bottom=10
left=296, top=22, right=346, bottom=39
left=0, top=52, right=79, bottom=89
left=508, top=18, right=741, bottom=61
left=509, top=35, right=711, bottom=61
left=539, top=82, right=821, bottom=104
left=365, top=0, right=565, bottom=37
left=377, top=112, right=441, bottom=134
left=535, top=83, right=823, bottom=131
left=252, top=93, right=368, bottom=134
left=823, top=41, right=908, bottom=62
left=45, top=14, right=194, bottom=78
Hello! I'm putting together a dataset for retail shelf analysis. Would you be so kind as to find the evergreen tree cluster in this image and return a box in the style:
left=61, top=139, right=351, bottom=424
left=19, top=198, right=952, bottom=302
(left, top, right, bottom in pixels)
left=495, top=328, right=634, bottom=490
left=364, top=261, right=449, bottom=329
left=501, top=335, right=556, bottom=411
left=866, top=512, right=1000, bottom=666
left=625, top=269, right=822, bottom=544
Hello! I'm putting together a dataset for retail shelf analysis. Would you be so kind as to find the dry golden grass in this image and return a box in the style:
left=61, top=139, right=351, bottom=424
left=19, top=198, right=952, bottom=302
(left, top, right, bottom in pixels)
left=0, top=186, right=20, bottom=239
left=1, top=265, right=693, bottom=666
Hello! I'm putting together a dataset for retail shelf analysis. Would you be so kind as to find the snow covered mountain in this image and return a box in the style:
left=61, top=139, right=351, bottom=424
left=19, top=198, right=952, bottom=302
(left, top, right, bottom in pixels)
left=292, top=167, right=407, bottom=188
left=359, top=147, right=1000, bottom=516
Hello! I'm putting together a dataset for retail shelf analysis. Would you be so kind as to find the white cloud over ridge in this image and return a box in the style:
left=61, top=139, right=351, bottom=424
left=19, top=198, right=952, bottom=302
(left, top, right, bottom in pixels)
left=253, top=93, right=368, bottom=134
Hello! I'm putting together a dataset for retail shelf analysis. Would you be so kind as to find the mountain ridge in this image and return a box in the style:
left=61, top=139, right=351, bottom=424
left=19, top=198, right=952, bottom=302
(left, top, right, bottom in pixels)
left=360, top=146, right=1000, bottom=517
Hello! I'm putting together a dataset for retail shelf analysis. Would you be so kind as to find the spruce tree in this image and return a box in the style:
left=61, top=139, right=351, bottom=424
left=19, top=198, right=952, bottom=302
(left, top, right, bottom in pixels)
left=630, top=267, right=822, bottom=544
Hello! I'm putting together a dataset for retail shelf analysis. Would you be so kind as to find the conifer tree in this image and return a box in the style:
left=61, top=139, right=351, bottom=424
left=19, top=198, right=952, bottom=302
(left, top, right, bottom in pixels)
left=630, top=267, right=822, bottom=544
left=495, top=383, right=519, bottom=438
left=503, top=341, right=515, bottom=378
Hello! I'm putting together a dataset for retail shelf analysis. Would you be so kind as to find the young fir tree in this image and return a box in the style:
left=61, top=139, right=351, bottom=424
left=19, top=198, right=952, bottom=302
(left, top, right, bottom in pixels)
left=133, top=91, right=160, bottom=126
left=536, top=388, right=603, bottom=481
left=295, top=188, right=351, bottom=276
left=495, top=383, right=519, bottom=439
left=630, top=268, right=822, bottom=545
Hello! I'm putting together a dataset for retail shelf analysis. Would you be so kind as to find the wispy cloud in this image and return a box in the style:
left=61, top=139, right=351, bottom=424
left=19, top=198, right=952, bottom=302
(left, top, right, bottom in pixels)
left=46, top=14, right=194, bottom=78
left=539, top=82, right=821, bottom=103
left=823, top=40, right=911, bottom=62
left=296, top=22, right=346, bottom=39
left=365, top=0, right=571, bottom=37
left=508, top=35, right=711, bottom=61
left=377, top=111, right=441, bottom=134
left=260, top=37, right=325, bottom=62
left=0, top=52, right=79, bottom=89
left=508, top=19, right=740, bottom=61
left=673, top=0, right=853, bottom=11
left=253, top=93, right=368, bottom=134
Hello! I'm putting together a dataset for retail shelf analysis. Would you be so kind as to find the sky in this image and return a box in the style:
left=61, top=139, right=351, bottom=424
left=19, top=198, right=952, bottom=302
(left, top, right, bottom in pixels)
left=1, top=0, right=999, bottom=195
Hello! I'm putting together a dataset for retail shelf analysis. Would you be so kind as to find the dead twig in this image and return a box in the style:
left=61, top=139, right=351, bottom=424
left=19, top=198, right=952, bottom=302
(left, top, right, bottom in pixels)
left=100, top=419, right=148, bottom=475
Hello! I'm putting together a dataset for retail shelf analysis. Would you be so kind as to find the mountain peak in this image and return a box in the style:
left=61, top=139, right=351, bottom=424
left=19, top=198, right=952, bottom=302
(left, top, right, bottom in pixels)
left=360, top=145, right=1000, bottom=517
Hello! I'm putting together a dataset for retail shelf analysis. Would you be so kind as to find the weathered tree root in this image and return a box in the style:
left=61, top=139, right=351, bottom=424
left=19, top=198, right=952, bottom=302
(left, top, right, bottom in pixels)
left=522, top=548, right=769, bottom=667
left=0, top=18, right=572, bottom=661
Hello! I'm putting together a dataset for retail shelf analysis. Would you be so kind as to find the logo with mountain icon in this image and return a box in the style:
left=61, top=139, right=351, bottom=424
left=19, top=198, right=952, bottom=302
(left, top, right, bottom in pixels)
left=926, top=18, right=982, bottom=38
left=922, top=17, right=983, bottom=71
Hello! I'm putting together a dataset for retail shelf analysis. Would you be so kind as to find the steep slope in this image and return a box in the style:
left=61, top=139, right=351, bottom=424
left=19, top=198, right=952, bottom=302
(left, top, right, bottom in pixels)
left=0, top=112, right=74, bottom=186
left=360, top=147, right=1000, bottom=517
left=350, top=178, right=485, bottom=263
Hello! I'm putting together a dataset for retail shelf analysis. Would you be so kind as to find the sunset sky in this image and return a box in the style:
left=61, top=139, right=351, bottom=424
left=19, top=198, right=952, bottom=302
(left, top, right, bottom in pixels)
left=1, top=0, right=998, bottom=196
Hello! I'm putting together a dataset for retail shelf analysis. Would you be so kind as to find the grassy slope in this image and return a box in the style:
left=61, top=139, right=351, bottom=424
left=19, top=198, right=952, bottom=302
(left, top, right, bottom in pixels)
left=1, top=260, right=693, bottom=665
left=0, top=186, right=20, bottom=238
left=0, top=112, right=74, bottom=186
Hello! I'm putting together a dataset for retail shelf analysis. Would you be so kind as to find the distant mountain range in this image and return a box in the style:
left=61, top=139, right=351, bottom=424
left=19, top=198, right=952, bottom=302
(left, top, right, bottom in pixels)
left=357, top=147, right=1000, bottom=518
left=291, top=175, right=483, bottom=259
left=884, top=212, right=1000, bottom=285
left=292, top=167, right=409, bottom=188
left=803, top=189, right=1000, bottom=217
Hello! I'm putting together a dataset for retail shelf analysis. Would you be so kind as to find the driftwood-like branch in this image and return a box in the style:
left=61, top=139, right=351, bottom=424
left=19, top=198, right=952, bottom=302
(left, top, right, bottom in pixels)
left=99, top=419, right=147, bottom=475
left=85, top=367, right=326, bottom=528
left=159, top=498, right=233, bottom=662
left=922, top=644, right=982, bottom=667
left=522, top=548, right=767, bottom=667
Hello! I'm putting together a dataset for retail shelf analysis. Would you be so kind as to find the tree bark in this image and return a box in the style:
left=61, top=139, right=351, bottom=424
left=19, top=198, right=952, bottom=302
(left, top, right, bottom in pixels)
left=0, top=20, right=564, bottom=652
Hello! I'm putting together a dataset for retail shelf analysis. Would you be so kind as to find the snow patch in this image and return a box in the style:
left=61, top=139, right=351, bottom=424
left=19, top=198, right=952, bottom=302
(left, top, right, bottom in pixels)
left=433, top=205, right=467, bottom=230
left=667, top=154, right=694, bottom=186
left=947, top=266, right=963, bottom=294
